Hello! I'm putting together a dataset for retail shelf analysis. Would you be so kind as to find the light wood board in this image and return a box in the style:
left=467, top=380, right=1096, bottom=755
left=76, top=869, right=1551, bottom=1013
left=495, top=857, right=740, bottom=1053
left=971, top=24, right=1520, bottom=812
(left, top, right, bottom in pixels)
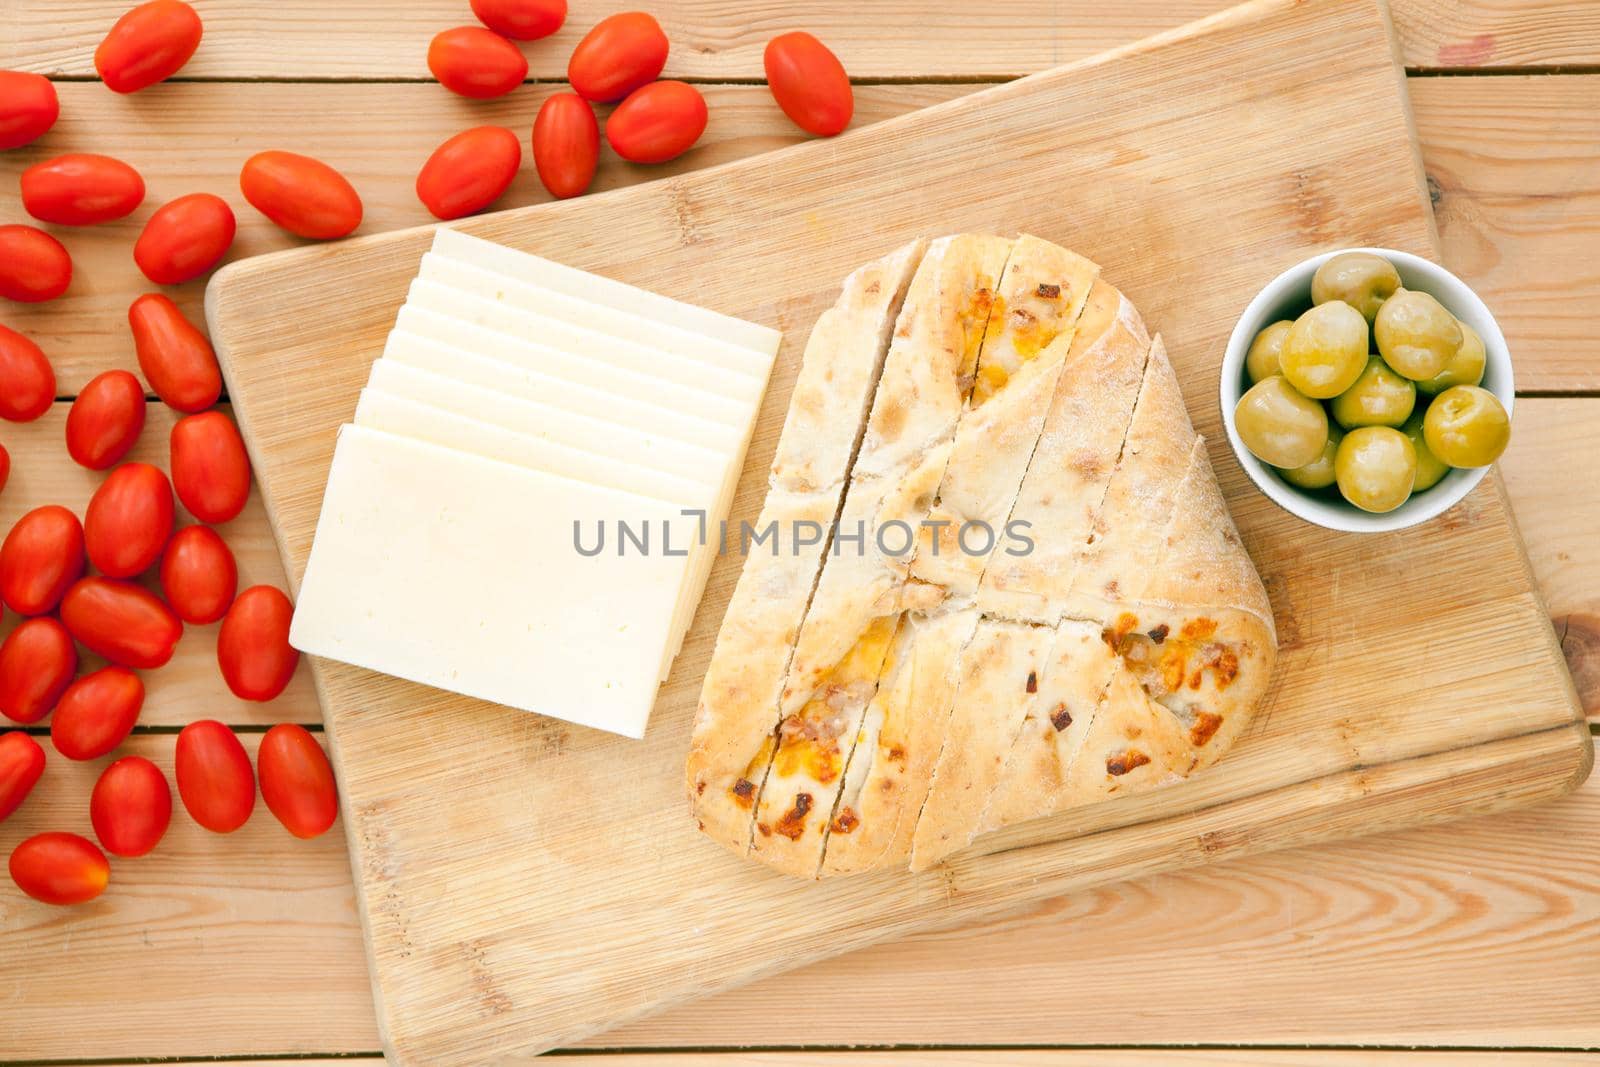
left=204, top=0, right=1591, bottom=1061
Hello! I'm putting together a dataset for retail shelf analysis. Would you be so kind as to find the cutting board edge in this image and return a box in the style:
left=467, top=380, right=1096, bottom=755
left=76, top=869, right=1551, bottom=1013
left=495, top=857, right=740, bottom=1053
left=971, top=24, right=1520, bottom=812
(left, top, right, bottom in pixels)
left=382, top=717, right=1593, bottom=1063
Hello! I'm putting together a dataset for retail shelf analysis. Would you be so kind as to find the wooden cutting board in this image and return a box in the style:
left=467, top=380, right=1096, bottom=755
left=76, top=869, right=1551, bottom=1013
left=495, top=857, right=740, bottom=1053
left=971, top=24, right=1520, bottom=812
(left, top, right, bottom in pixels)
left=205, top=0, right=1590, bottom=1061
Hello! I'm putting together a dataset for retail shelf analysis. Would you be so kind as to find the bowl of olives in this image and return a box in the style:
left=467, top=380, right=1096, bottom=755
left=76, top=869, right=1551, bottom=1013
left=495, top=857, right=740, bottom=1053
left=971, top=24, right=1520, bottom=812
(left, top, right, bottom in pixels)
left=1221, top=248, right=1513, bottom=532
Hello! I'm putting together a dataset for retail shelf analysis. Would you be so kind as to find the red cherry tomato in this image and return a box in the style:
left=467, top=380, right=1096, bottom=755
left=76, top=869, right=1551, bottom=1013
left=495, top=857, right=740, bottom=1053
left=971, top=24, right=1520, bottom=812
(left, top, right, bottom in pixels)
left=0, top=71, right=59, bottom=151
left=606, top=81, right=708, bottom=164
left=60, top=577, right=183, bottom=670
left=169, top=411, right=250, bottom=524
left=95, top=0, right=203, bottom=93
left=416, top=126, right=522, bottom=221
left=427, top=26, right=528, bottom=100
left=134, top=193, right=236, bottom=285
left=9, top=832, right=109, bottom=905
left=50, top=666, right=145, bottom=761
left=0, top=505, right=86, bottom=615
left=174, top=719, right=254, bottom=832
left=160, top=525, right=237, bottom=624
left=0, top=617, right=77, bottom=724
left=532, top=93, right=599, bottom=199
left=471, top=0, right=565, bottom=40
left=128, top=293, right=221, bottom=412
left=21, top=153, right=146, bottom=226
left=85, top=462, right=175, bottom=578
left=763, top=32, right=853, bottom=137
left=91, top=755, right=172, bottom=857
left=0, top=324, right=55, bottom=423
left=239, top=151, right=363, bottom=240
left=66, top=369, right=147, bottom=470
left=218, top=585, right=299, bottom=702
left=0, top=225, right=72, bottom=303
left=257, top=723, right=338, bottom=839
left=0, top=444, right=8, bottom=496
left=0, top=731, right=46, bottom=822
left=568, top=12, right=668, bottom=103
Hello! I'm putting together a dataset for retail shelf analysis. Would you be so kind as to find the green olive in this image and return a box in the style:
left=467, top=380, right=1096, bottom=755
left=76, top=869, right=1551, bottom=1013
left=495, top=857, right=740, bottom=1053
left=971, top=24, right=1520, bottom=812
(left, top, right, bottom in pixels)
left=1280, top=301, right=1368, bottom=399
left=1235, top=375, right=1329, bottom=469
left=1311, top=252, right=1401, bottom=321
left=1402, top=408, right=1450, bottom=492
left=1416, top=318, right=1486, bottom=395
left=1335, top=426, right=1417, bottom=513
left=1278, top=423, right=1343, bottom=490
left=1330, top=356, right=1416, bottom=429
left=1422, top=384, right=1510, bottom=467
left=1245, top=320, right=1293, bottom=383
left=1374, top=288, right=1462, bottom=381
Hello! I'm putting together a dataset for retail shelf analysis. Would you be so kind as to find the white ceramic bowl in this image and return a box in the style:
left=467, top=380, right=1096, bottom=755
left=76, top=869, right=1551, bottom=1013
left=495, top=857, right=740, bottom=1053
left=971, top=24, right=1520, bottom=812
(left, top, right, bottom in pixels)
left=1219, top=247, right=1514, bottom=533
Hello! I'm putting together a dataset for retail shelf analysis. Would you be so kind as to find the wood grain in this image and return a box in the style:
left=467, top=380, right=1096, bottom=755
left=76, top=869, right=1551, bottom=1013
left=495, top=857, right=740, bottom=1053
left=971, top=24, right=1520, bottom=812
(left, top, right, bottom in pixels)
left=1499, top=399, right=1600, bottom=719
left=3, top=0, right=1597, bottom=77
left=1412, top=76, right=1600, bottom=393
left=203, top=1, right=1589, bottom=1061
left=0, top=404, right=320, bottom=727
left=3, top=736, right=1596, bottom=1059
left=5, top=78, right=1598, bottom=393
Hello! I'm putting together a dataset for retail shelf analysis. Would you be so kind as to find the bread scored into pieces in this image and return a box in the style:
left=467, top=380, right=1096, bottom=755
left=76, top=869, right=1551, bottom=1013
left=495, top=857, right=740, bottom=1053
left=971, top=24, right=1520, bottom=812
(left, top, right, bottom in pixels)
left=687, top=234, right=1277, bottom=878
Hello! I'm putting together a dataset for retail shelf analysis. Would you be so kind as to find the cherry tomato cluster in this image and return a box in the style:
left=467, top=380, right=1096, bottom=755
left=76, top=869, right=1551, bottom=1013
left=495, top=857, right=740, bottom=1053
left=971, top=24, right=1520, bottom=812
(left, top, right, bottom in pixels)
left=0, top=2, right=350, bottom=908
left=417, top=8, right=855, bottom=217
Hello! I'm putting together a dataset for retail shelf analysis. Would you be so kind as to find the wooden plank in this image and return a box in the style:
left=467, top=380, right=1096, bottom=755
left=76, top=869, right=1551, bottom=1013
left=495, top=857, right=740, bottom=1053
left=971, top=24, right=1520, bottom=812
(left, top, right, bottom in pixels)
left=1411, top=77, right=1600, bottom=393
left=204, top=1, right=1588, bottom=1061
left=0, top=403, right=320, bottom=727
left=1499, top=399, right=1600, bottom=718
left=3, top=0, right=1598, bottom=77
left=2, top=737, right=1596, bottom=1059
left=4, top=78, right=1598, bottom=394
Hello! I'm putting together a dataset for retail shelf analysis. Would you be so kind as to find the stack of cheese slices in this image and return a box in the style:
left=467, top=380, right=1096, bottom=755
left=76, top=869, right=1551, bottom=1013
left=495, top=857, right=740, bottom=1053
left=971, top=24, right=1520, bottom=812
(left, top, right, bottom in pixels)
left=290, top=229, right=781, bottom=738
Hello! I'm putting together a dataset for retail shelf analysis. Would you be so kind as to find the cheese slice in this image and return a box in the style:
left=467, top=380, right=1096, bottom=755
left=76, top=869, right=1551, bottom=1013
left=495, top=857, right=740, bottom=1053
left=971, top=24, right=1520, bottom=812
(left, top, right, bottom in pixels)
left=352, top=385, right=726, bottom=682
left=407, top=279, right=768, bottom=405
left=384, top=326, right=739, bottom=451
left=395, top=308, right=748, bottom=436
left=432, top=227, right=783, bottom=356
left=353, top=388, right=717, bottom=506
left=290, top=426, right=693, bottom=738
left=364, top=359, right=733, bottom=486
left=419, top=252, right=774, bottom=381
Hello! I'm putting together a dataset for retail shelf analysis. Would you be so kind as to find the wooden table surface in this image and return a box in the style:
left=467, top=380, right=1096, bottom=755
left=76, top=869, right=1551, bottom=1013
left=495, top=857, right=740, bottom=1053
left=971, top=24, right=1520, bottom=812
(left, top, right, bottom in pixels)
left=1, top=1, right=1596, bottom=1063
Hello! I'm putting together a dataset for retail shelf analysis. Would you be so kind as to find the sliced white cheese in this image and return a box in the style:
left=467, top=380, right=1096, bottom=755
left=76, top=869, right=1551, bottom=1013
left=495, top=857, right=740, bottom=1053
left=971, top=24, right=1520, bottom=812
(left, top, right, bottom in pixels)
left=383, top=324, right=743, bottom=451
left=353, top=388, right=718, bottom=507
left=407, top=279, right=767, bottom=405
left=352, top=385, right=728, bottom=681
left=432, top=227, right=783, bottom=357
left=419, top=252, right=774, bottom=381
left=364, top=359, right=733, bottom=487
left=291, top=425, right=693, bottom=738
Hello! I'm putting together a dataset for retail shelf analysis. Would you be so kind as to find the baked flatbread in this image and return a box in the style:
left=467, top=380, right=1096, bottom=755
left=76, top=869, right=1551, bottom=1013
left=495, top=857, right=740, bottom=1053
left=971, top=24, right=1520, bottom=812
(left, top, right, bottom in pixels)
left=688, top=235, right=1275, bottom=879
left=977, top=280, right=1152, bottom=622
left=686, top=244, right=922, bottom=852
left=745, top=235, right=1014, bottom=877
left=772, top=240, right=927, bottom=494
